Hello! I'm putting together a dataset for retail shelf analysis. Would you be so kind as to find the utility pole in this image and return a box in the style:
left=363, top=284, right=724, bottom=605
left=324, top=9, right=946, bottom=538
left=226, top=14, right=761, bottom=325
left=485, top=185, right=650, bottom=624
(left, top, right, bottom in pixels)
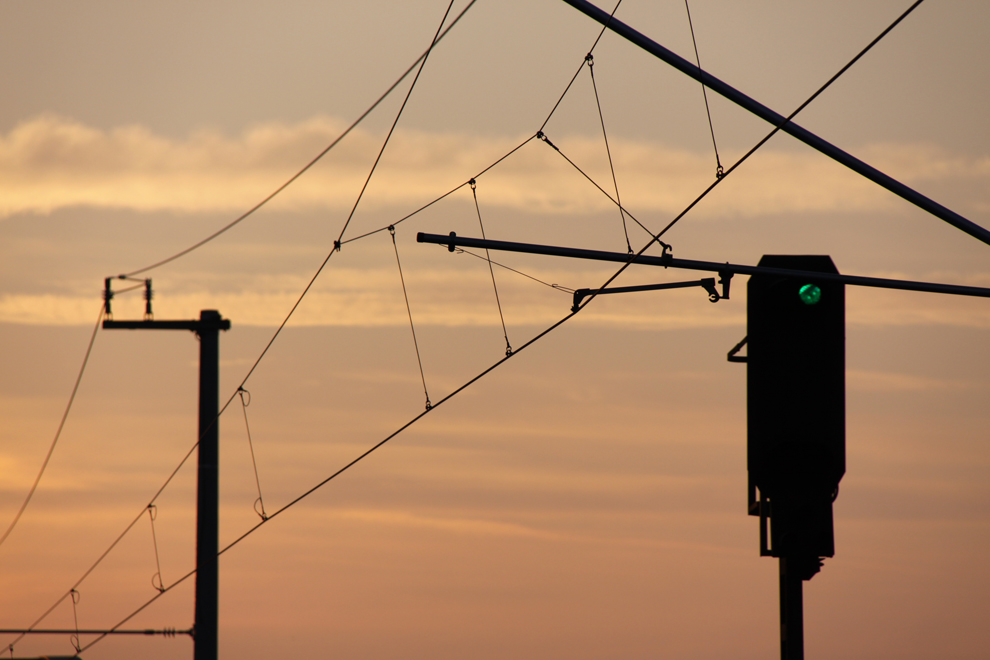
left=102, top=285, right=230, bottom=660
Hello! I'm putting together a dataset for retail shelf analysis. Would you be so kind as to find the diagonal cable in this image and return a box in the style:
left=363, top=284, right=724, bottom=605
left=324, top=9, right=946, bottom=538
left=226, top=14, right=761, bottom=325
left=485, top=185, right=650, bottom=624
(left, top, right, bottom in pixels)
left=390, top=226, right=432, bottom=409
left=684, top=0, right=723, bottom=179
left=587, top=54, right=633, bottom=252
left=123, top=0, right=477, bottom=278
left=0, top=304, right=103, bottom=551
left=334, top=0, right=457, bottom=245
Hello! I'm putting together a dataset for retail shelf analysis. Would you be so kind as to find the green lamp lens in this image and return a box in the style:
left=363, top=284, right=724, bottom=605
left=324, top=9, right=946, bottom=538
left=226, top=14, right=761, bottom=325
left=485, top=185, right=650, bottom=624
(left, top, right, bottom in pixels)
left=799, top=284, right=822, bottom=305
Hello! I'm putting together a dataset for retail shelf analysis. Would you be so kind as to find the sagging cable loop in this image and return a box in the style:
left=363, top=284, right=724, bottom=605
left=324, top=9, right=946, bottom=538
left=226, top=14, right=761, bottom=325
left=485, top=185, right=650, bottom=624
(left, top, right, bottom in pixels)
left=389, top=227, right=432, bottom=410
left=238, top=387, right=268, bottom=521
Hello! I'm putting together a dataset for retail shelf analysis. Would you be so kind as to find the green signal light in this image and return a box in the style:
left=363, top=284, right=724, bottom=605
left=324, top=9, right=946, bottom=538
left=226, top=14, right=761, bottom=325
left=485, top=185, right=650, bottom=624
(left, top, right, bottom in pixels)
left=799, top=284, right=822, bottom=305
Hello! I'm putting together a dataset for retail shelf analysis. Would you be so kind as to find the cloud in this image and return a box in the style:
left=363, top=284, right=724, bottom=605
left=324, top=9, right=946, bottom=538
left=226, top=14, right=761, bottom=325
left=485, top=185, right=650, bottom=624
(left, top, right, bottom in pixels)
left=2, top=114, right=986, bottom=220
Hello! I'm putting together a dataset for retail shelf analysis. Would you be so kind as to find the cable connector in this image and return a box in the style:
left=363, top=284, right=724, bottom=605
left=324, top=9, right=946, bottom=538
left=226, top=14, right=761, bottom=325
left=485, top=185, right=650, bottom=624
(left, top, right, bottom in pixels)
left=536, top=131, right=560, bottom=152
left=103, top=278, right=114, bottom=319
left=143, top=279, right=153, bottom=320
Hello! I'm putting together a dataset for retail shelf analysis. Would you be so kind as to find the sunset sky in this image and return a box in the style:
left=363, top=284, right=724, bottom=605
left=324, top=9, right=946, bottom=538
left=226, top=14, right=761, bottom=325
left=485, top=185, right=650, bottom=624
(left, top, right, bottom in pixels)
left=1, top=1, right=988, bottom=658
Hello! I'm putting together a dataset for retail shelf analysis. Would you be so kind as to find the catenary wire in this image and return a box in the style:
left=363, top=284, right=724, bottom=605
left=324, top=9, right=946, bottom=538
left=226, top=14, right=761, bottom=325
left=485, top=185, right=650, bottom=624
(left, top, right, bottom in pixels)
left=121, top=0, right=478, bottom=279
left=29, top=1, right=925, bottom=646
left=0, top=304, right=103, bottom=551
left=80, top=302, right=584, bottom=654
left=18, top=0, right=461, bottom=641
left=68, top=5, right=634, bottom=648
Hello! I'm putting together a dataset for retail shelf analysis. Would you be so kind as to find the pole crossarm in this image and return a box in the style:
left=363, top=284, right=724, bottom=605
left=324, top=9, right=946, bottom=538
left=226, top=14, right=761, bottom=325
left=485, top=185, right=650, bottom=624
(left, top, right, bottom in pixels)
left=0, top=628, right=192, bottom=637
left=102, top=318, right=231, bottom=332
left=417, top=232, right=990, bottom=299
left=559, top=0, right=990, bottom=247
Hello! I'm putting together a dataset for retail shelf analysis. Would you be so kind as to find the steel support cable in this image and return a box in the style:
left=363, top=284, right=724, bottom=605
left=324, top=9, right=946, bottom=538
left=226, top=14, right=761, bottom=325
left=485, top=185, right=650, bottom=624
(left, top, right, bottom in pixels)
left=0, top=304, right=104, bottom=552
left=684, top=0, right=723, bottom=179
left=19, top=4, right=461, bottom=639
left=238, top=388, right=268, bottom=521
left=121, top=0, right=479, bottom=279
left=586, top=54, right=633, bottom=252
left=147, top=506, right=165, bottom=592
left=471, top=180, right=513, bottom=356
left=390, top=227, right=432, bottom=410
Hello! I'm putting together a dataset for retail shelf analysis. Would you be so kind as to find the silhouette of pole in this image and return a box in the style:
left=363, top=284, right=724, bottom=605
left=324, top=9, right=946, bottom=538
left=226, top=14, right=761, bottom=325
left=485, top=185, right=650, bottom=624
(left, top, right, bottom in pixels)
left=194, top=310, right=222, bottom=660
left=102, top=309, right=230, bottom=660
left=779, top=558, right=804, bottom=660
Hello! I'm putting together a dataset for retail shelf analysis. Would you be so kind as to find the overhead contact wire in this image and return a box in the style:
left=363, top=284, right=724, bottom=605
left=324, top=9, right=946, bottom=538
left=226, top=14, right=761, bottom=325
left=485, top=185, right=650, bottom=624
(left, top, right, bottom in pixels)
left=28, top=0, right=467, bottom=641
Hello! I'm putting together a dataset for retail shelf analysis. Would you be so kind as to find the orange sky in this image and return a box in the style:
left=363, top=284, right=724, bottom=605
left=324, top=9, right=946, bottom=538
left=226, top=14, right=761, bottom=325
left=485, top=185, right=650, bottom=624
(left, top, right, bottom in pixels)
left=1, top=1, right=988, bottom=659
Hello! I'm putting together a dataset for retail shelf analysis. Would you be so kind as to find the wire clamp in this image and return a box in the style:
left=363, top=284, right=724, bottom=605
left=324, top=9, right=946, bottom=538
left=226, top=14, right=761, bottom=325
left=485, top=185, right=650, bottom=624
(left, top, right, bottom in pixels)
left=333, top=240, right=341, bottom=253
left=585, top=53, right=594, bottom=67
left=388, top=225, right=395, bottom=236
left=447, top=231, right=457, bottom=252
